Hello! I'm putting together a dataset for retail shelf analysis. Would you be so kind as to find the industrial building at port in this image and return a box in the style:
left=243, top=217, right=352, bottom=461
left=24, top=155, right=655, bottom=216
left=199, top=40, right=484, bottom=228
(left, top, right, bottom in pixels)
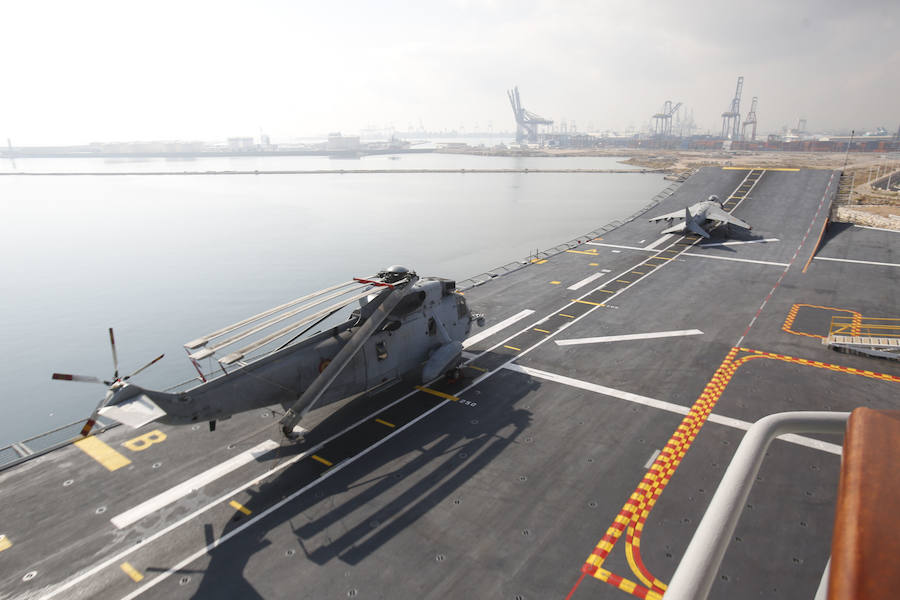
left=507, top=77, right=900, bottom=153
left=3, top=75, right=898, bottom=158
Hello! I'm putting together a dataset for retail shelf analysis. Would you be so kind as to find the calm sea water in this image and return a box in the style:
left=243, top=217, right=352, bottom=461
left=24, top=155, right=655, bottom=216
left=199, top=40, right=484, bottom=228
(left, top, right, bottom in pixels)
left=0, top=153, right=666, bottom=446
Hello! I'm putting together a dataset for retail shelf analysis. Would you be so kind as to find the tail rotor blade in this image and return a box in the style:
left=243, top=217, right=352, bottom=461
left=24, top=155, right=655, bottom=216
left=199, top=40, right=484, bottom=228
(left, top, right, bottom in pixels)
left=80, top=389, right=114, bottom=437
left=52, top=373, right=105, bottom=384
left=123, top=354, right=165, bottom=381
left=109, top=328, right=119, bottom=379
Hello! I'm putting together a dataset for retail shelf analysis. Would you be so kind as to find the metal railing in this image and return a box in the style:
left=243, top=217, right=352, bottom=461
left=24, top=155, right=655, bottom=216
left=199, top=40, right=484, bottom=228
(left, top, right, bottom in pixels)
left=0, top=417, right=118, bottom=472
left=0, top=172, right=691, bottom=471
left=455, top=175, right=688, bottom=291
left=665, top=411, right=849, bottom=600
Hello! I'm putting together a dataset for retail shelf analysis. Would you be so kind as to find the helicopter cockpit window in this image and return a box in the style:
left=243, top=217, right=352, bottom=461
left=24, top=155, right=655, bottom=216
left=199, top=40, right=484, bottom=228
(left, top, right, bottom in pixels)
left=389, top=291, right=426, bottom=318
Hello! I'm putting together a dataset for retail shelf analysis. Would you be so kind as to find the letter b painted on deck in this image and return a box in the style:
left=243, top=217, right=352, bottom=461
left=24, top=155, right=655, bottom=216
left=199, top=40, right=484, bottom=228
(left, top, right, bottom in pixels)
left=122, top=430, right=167, bottom=452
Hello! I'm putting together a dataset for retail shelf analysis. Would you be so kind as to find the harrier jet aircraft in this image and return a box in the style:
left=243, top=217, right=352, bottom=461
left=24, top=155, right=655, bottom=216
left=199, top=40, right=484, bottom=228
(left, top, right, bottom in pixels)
left=53, top=266, right=484, bottom=440
left=649, top=195, right=752, bottom=239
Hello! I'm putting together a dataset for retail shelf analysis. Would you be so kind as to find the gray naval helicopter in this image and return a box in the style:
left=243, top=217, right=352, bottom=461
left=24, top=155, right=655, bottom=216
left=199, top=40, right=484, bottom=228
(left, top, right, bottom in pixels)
left=53, top=266, right=485, bottom=440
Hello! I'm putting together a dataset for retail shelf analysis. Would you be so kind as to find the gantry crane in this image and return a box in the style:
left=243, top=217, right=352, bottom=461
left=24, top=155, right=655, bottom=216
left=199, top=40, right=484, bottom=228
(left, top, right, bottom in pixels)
left=721, top=76, right=744, bottom=139
left=507, top=87, right=553, bottom=143
left=741, top=96, right=758, bottom=141
left=653, top=100, right=683, bottom=137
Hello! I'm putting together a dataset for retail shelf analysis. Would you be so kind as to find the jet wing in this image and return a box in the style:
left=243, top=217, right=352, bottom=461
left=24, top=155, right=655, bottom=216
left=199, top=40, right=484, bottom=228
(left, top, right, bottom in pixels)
left=705, top=206, right=751, bottom=229
left=648, top=209, right=688, bottom=223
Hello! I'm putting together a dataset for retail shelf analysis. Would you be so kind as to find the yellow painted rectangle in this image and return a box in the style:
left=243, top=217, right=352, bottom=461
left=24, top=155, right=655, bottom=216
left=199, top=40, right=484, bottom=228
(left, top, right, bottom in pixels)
left=465, top=364, right=487, bottom=372
left=74, top=436, right=132, bottom=472
left=311, top=454, right=333, bottom=467
left=229, top=500, right=252, bottom=515
left=616, top=280, right=631, bottom=284
left=533, top=328, right=551, bottom=334
left=375, top=418, right=396, bottom=428
left=651, top=256, right=673, bottom=261
left=503, top=345, right=522, bottom=351
left=565, top=249, right=598, bottom=255
left=120, top=562, right=144, bottom=582
left=536, top=259, right=548, bottom=264
left=550, top=281, right=561, bottom=285
left=559, top=313, right=575, bottom=318
left=589, top=262, right=599, bottom=266
left=415, top=386, right=460, bottom=402
left=0, top=535, right=11, bottom=552
left=632, top=271, right=645, bottom=275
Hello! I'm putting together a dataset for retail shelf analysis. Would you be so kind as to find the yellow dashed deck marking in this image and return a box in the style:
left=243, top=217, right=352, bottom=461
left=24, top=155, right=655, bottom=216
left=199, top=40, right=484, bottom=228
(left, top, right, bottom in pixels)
left=503, top=345, right=522, bottom=351
left=573, top=299, right=605, bottom=306
left=596, top=289, right=615, bottom=294
left=632, top=271, right=645, bottom=275
left=465, top=364, right=488, bottom=372
left=566, top=249, right=599, bottom=255
left=375, top=418, right=396, bottom=428
left=536, top=259, right=548, bottom=264
left=74, top=436, right=132, bottom=472
left=311, top=454, right=333, bottom=467
left=0, top=535, right=11, bottom=552
left=533, top=328, right=551, bottom=334
left=550, top=281, right=561, bottom=285
left=415, top=386, right=461, bottom=401
left=650, top=256, right=673, bottom=261
left=589, top=262, right=599, bottom=266
left=559, top=313, right=575, bottom=318
left=617, top=280, right=631, bottom=284
left=120, top=562, right=144, bottom=582
left=229, top=500, right=252, bottom=515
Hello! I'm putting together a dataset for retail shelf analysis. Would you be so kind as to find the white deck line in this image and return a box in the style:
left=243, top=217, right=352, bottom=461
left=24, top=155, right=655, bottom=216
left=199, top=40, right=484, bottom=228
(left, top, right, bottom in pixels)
left=462, top=309, right=535, bottom=348
left=587, top=242, right=653, bottom=252
left=682, top=252, right=789, bottom=267
left=813, top=256, right=900, bottom=268
left=567, top=272, right=604, bottom=290
left=504, top=363, right=841, bottom=455
left=699, top=238, right=779, bottom=248
left=644, top=234, right=674, bottom=250
left=853, top=224, right=900, bottom=233
left=110, top=440, right=279, bottom=529
left=555, top=329, right=703, bottom=346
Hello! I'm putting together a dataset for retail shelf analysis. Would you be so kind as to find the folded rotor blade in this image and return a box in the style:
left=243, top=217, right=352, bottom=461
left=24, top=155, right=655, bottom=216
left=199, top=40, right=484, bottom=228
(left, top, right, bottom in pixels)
left=123, top=354, right=165, bottom=381
left=52, top=373, right=105, bottom=384
left=109, top=328, right=119, bottom=379
left=80, top=389, right=114, bottom=437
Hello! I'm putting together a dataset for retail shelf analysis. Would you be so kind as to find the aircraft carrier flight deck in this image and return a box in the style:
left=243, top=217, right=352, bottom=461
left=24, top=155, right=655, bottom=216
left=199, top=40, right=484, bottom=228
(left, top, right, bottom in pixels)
left=1, top=167, right=898, bottom=600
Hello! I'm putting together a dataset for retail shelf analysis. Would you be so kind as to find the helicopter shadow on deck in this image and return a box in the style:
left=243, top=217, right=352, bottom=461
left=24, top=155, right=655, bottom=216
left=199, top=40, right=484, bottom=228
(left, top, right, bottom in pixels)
left=164, top=360, right=540, bottom=599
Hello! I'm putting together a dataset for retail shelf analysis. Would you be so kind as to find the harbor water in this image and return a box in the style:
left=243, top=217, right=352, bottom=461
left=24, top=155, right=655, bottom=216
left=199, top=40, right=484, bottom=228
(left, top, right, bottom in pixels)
left=0, top=152, right=667, bottom=447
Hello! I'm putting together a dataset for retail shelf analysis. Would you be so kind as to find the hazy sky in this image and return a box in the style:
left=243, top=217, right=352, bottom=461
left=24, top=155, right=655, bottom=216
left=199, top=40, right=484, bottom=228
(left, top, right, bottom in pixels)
left=2, top=0, right=897, bottom=144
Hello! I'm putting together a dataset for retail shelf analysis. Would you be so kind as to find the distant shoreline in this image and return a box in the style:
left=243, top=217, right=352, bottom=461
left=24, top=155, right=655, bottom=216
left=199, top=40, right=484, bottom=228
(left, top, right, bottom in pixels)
left=0, top=168, right=660, bottom=176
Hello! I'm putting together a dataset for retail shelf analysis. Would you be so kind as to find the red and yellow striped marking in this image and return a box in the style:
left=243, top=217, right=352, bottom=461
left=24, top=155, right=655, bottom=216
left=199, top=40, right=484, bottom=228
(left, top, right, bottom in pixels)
left=579, top=345, right=900, bottom=598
